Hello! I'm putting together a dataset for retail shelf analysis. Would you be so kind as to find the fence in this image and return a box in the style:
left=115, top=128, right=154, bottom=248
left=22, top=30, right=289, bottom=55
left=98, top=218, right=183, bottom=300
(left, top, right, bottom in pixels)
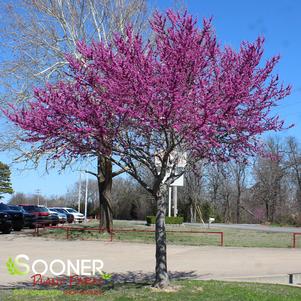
left=292, top=232, right=301, bottom=248
left=33, top=225, right=224, bottom=246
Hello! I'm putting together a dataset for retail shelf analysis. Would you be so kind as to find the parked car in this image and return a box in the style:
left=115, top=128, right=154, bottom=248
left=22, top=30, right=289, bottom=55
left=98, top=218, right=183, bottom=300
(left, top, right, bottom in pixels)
left=51, top=207, right=84, bottom=223
left=48, top=209, right=67, bottom=224
left=0, top=203, right=24, bottom=231
left=8, top=205, right=36, bottom=228
left=0, top=211, right=12, bottom=234
left=50, top=208, right=74, bottom=223
left=45, top=208, right=60, bottom=226
left=19, top=205, right=51, bottom=227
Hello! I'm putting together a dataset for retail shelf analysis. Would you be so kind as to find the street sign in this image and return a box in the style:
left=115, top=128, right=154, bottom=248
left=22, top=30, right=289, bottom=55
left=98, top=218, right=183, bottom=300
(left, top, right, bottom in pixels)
left=170, top=174, right=184, bottom=186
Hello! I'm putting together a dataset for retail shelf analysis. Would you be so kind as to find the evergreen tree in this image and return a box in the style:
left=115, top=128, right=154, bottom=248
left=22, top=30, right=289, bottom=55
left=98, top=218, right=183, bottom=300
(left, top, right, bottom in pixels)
left=0, top=162, right=13, bottom=199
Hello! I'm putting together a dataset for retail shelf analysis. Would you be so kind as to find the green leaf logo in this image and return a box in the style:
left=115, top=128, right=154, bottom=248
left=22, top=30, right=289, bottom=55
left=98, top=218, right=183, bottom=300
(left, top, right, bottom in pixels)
left=101, top=272, right=112, bottom=280
left=6, top=257, right=27, bottom=276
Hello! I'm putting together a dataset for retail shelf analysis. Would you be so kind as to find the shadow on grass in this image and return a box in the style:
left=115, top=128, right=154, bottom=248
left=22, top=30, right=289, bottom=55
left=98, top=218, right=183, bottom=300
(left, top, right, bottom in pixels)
left=0, top=270, right=199, bottom=291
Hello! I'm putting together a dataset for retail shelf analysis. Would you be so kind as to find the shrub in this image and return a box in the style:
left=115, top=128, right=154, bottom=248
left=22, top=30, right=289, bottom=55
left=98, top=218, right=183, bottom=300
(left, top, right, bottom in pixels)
left=146, top=216, right=183, bottom=225
left=200, top=202, right=214, bottom=223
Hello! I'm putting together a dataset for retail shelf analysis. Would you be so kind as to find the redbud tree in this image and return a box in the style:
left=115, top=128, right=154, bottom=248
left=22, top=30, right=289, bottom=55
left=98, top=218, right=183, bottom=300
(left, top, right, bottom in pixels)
left=5, top=10, right=290, bottom=287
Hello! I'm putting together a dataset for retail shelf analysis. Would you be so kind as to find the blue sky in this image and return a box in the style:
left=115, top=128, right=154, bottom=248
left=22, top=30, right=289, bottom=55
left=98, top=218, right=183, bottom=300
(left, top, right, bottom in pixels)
left=0, top=0, right=300, bottom=201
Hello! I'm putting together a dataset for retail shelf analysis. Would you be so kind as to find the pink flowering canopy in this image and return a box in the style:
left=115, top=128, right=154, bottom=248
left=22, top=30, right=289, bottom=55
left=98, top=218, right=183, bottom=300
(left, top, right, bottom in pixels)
left=5, top=10, right=291, bottom=177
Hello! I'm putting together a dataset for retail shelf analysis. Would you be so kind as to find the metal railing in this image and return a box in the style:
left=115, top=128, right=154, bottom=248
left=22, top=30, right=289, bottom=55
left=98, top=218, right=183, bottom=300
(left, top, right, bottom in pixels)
left=292, top=232, right=301, bottom=248
left=33, top=224, right=224, bottom=246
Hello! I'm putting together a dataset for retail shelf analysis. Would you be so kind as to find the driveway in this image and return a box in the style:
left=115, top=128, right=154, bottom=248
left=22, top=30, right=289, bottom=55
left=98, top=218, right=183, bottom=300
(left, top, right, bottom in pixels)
left=1, top=232, right=301, bottom=287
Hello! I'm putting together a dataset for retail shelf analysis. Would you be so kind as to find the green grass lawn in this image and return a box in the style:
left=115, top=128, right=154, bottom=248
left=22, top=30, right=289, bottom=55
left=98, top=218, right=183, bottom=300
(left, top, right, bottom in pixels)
left=1, top=280, right=301, bottom=301
left=39, top=221, right=299, bottom=248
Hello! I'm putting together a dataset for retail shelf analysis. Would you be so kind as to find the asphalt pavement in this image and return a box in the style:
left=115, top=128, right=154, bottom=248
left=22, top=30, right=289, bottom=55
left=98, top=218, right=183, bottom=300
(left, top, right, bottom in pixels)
left=114, top=219, right=301, bottom=233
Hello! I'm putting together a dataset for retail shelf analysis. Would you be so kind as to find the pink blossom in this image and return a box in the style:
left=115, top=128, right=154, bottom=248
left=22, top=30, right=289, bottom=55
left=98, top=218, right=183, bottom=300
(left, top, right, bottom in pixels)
left=4, top=10, right=291, bottom=166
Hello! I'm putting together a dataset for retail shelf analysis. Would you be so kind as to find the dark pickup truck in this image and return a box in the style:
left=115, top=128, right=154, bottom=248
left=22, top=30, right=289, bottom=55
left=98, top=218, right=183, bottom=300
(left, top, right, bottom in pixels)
left=19, top=205, right=51, bottom=227
left=0, top=211, right=12, bottom=234
left=0, top=203, right=24, bottom=231
left=8, top=205, right=36, bottom=228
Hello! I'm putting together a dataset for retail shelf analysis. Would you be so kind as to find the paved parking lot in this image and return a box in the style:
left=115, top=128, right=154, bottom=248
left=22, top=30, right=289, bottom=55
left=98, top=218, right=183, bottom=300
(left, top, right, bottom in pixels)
left=1, top=231, right=301, bottom=287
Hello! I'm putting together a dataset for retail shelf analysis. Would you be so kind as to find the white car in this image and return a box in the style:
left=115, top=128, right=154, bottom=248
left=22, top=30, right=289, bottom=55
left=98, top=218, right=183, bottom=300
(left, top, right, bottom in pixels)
left=53, top=207, right=85, bottom=223
left=48, top=209, right=67, bottom=224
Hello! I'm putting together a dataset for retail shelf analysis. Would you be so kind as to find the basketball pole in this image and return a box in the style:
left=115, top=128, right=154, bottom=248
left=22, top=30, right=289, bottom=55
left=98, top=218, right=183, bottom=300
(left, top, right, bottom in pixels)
left=173, top=186, right=178, bottom=217
left=84, top=173, right=88, bottom=222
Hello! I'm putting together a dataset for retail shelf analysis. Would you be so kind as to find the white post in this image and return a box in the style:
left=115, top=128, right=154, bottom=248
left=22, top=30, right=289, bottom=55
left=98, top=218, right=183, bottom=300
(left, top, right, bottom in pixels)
left=173, top=186, right=178, bottom=217
left=78, top=172, right=82, bottom=213
left=36, top=189, right=40, bottom=206
left=168, top=186, right=172, bottom=217
left=84, top=173, right=89, bottom=222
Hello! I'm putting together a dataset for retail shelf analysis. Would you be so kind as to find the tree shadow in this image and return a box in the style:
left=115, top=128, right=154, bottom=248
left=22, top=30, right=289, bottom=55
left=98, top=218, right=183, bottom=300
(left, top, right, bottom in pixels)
left=0, top=270, right=201, bottom=290
left=112, top=270, right=198, bottom=284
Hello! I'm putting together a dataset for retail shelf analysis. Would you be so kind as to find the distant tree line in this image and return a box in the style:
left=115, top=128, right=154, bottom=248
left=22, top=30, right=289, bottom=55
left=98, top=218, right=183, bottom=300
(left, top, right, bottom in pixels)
left=9, top=135, right=301, bottom=226
left=178, top=136, right=301, bottom=226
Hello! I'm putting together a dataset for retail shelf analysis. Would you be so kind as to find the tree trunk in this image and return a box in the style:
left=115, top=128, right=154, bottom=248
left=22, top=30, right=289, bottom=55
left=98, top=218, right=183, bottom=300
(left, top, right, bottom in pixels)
left=223, top=196, right=230, bottom=223
left=190, top=204, right=194, bottom=223
left=265, top=201, right=269, bottom=222
left=153, top=188, right=169, bottom=288
left=236, top=187, right=241, bottom=224
left=97, top=156, right=113, bottom=233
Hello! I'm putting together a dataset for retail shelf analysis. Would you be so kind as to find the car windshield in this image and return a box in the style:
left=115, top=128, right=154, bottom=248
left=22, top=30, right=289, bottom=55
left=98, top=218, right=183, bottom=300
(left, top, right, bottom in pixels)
left=8, top=205, right=22, bottom=211
left=22, top=206, right=35, bottom=212
left=0, top=203, right=10, bottom=210
left=23, top=206, right=48, bottom=212
left=53, top=208, right=67, bottom=214
left=38, top=207, right=48, bottom=212
left=66, top=208, right=77, bottom=213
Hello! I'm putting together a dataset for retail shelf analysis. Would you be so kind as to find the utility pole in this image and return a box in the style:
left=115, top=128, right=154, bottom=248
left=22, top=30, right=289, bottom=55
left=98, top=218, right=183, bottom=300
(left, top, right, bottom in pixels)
left=84, top=173, right=89, bottom=222
left=36, top=189, right=41, bottom=206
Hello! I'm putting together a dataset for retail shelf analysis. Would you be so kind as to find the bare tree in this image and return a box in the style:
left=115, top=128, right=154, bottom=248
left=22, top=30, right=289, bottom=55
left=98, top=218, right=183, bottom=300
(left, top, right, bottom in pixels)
left=206, top=164, right=234, bottom=223
left=253, top=137, right=288, bottom=222
left=206, top=164, right=221, bottom=208
left=0, top=0, right=148, bottom=97
left=229, top=161, right=247, bottom=223
left=178, top=164, right=206, bottom=222
left=286, top=136, right=301, bottom=208
left=8, top=191, right=48, bottom=205
left=112, top=177, right=153, bottom=220
left=8, top=192, right=28, bottom=205
left=0, top=0, right=150, bottom=231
